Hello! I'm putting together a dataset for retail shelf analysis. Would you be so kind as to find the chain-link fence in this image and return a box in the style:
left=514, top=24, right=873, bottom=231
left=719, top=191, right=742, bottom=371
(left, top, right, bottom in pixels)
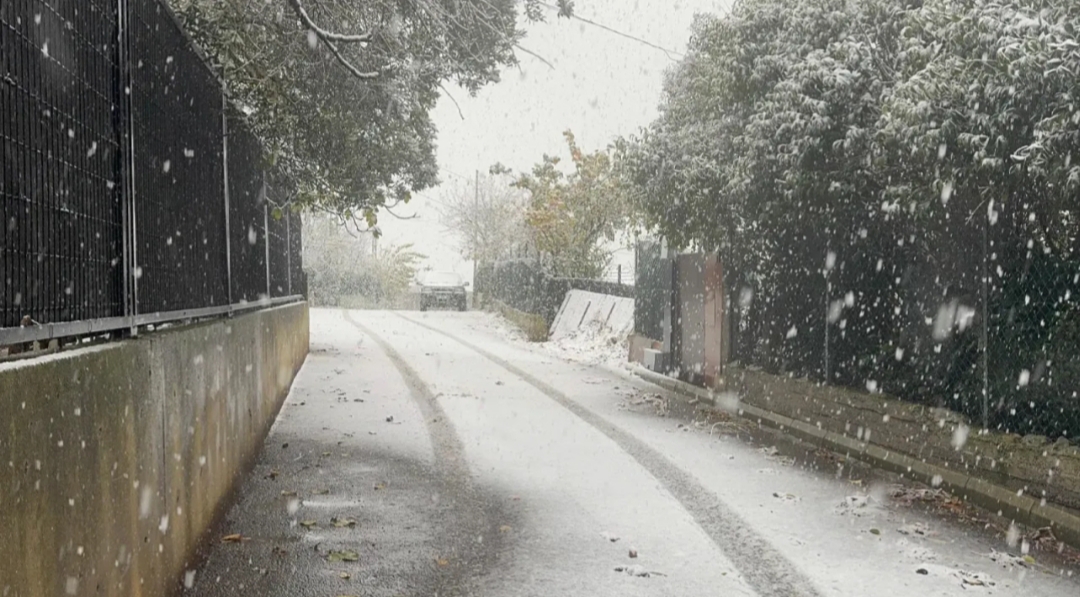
left=726, top=195, right=1080, bottom=441
left=1, top=0, right=304, bottom=344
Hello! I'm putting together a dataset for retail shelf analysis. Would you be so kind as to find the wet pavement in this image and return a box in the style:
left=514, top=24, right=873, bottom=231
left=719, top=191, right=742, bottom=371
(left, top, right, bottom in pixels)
left=186, top=308, right=1080, bottom=597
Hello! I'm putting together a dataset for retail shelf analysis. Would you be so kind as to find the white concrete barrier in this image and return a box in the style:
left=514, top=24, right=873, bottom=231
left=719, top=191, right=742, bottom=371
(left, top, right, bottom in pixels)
left=550, top=289, right=634, bottom=341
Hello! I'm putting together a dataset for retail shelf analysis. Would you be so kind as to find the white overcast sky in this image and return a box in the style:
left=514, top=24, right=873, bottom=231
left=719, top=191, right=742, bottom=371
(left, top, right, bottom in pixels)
left=379, top=0, right=731, bottom=282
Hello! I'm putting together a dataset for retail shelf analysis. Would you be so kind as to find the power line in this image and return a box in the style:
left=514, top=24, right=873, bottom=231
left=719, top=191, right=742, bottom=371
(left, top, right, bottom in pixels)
left=537, top=2, right=684, bottom=60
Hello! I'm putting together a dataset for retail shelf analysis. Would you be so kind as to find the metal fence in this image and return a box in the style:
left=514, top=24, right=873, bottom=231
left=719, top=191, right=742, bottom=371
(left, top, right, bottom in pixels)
left=723, top=193, right=1080, bottom=441
left=1, top=0, right=304, bottom=346
left=633, top=240, right=667, bottom=342
left=477, top=259, right=633, bottom=326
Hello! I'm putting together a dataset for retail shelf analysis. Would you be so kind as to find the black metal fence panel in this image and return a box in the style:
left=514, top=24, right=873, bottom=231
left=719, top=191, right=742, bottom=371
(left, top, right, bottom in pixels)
left=721, top=191, right=1080, bottom=441
left=130, top=0, right=228, bottom=313
left=225, top=110, right=267, bottom=303
left=1, top=0, right=125, bottom=328
left=633, top=240, right=666, bottom=341
left=1, top=0, right=304, bottom=337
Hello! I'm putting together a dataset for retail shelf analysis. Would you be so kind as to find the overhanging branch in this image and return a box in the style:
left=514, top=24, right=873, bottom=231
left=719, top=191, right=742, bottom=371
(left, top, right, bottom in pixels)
left=286, top=0, right=371, bottom=43
left=286, top=0, right=379, bottom=79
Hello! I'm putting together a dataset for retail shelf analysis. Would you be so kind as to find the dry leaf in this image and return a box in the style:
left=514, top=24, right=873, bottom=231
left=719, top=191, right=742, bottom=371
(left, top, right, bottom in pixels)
left=338, top=572, right=351, bottom=580
left=315, top=489, right=330, bottom=495
left=328, top=550, right=359, bottom=562
left=265, top=469, right=280, bottom=480
left=374, top=483, right=386, bottom=491
left=332, top=517, right=358, bottom=528
left=281, top=490, right=297, bottom=497
left=299, top=520, right=317, bottom=528
left=221, top=534, right=244, bottom=543
left=499, top=525, right=512, bottom=533
left=322, top=451, right=332, bottom=457
left=435, top=558, right=450, bottom=568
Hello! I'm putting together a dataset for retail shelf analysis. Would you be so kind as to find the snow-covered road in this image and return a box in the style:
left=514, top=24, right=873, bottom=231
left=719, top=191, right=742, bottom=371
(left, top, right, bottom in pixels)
left=191, top=308, right=1080, bottom=597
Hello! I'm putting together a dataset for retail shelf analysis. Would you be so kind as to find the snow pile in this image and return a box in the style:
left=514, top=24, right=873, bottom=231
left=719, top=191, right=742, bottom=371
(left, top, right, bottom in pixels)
left=542, top=318, right=630, bottom=370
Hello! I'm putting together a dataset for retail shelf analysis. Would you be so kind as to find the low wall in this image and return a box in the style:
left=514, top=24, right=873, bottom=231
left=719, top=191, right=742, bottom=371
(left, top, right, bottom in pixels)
left=0, top=302, right=309, bottom=597
left=731, top=366, right=1080, bottom=517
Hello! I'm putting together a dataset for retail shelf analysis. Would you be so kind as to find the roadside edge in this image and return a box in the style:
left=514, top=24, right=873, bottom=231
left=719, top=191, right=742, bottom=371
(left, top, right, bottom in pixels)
left=632, top=367, right=1080, bottom=551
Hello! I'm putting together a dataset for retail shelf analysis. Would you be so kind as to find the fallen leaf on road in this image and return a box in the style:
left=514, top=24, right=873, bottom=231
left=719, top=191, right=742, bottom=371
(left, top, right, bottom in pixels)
left=435, top=557, right=450, bottom=567
left=327, top=550, right=359, bottom=562
left=265, top=469, right=280, bottom=480
left=495, top=381, right=504, bottom=386
left=772, top=492, right=800, bottom=503
left=315, top=489, right=330, bottom=495
left=271, top=546, right=287, bottom=556
left=869, top=528, right=881, bottom=535
left=322, top=451, right=331, bottom=457
left=601, top=532, right=620, bottom=542
left=499, top=525, right=512, bottom=533
left=374, top=483, right=386, bottom=491
left=332, top=517, right=357, bottom=528
left=338, top=572, right=351, bottom=580
left=221, top=534, right=244, bottom=543
left=385, top=415, right=394, bottom=423
left=281, top=490, right=297, bottom=497
left=299, top=520, right=317, bottom=528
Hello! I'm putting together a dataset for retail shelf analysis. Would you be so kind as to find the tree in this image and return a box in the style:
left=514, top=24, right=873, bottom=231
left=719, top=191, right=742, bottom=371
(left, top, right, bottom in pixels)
left=508, top=131, right=632, bottom=278
left=302, top=215, right=422, bottom=306
left=169, top=0, right=575, bottom=226
left=438, top=172, right=529, bottom=264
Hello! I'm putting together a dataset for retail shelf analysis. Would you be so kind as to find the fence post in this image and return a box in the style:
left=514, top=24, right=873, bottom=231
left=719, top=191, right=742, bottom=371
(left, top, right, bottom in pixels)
left=286, top=210, right=292, bottom=295
left=117, top=0, right=139, bottom=328
left=263, top=201, right=271, bottom=298
left=980, top=199, right=990, bottom=429
left=222, top=93, right=233, bottom=305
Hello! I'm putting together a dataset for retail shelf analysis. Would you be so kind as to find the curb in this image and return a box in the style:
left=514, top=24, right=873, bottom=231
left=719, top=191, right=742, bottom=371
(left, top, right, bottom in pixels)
left=632, top=368, right=1080, bottom=550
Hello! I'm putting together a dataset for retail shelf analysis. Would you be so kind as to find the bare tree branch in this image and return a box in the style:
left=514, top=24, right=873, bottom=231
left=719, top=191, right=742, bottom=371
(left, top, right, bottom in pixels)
left=322, top=37, right=380, bottom=79
left=286, top=0, right=371, bottom=43
left=439, top=83, right=466, bottom=120
left=286, top=0, right=379, bottom=79
left=514, top=43, right=555, bottom=69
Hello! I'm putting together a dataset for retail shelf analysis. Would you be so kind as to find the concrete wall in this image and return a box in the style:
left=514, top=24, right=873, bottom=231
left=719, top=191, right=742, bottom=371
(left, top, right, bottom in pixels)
left=0, top=302, right=309, bottom=597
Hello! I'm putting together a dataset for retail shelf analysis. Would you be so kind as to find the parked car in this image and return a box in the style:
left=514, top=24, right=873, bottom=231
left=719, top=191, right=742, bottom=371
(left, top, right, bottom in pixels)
left=418, top=271, right=468, bottom=311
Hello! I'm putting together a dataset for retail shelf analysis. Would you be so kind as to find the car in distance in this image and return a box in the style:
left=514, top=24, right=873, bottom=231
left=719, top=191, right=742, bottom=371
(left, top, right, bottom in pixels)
left=418, top=271, right=468, bottom=311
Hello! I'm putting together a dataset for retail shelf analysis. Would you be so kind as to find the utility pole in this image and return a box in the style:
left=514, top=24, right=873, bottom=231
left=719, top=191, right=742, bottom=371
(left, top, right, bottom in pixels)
left=473, top=169, right=479, bottom=301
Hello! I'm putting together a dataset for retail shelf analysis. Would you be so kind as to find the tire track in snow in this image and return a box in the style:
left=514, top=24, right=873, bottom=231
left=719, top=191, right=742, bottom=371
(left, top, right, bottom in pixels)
left=343, top=311, right=514, bottom=596
left=395, top=312, right=823, bottom=597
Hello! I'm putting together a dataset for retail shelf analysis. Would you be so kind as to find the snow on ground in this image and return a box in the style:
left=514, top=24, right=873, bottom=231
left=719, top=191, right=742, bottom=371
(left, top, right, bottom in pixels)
left=470, top=309, right=632, bottom=371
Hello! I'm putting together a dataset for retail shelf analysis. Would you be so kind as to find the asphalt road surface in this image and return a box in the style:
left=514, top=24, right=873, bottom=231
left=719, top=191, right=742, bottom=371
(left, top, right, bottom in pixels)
left=186, top=308, right=1080, bottom=597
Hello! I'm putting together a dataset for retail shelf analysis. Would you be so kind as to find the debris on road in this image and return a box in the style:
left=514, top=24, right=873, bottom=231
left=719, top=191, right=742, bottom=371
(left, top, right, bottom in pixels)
left=331, top=517, right=357, bottom=528
left=614, top=565, right=666, bottom=578
left=629, top=548, right=638, bottom=558
left=600, top=531, right=620, bottom=543
left=385, top=415, right=394, bottom=423
left=772, top=492, right=800, bottom=504
left=221, top=533, right=245, bottom=543
left=327, top=550, right=360, bottom=563
left=834, top=494, right=872, bottom=516
left=897, top=522, right=935, bottom=537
